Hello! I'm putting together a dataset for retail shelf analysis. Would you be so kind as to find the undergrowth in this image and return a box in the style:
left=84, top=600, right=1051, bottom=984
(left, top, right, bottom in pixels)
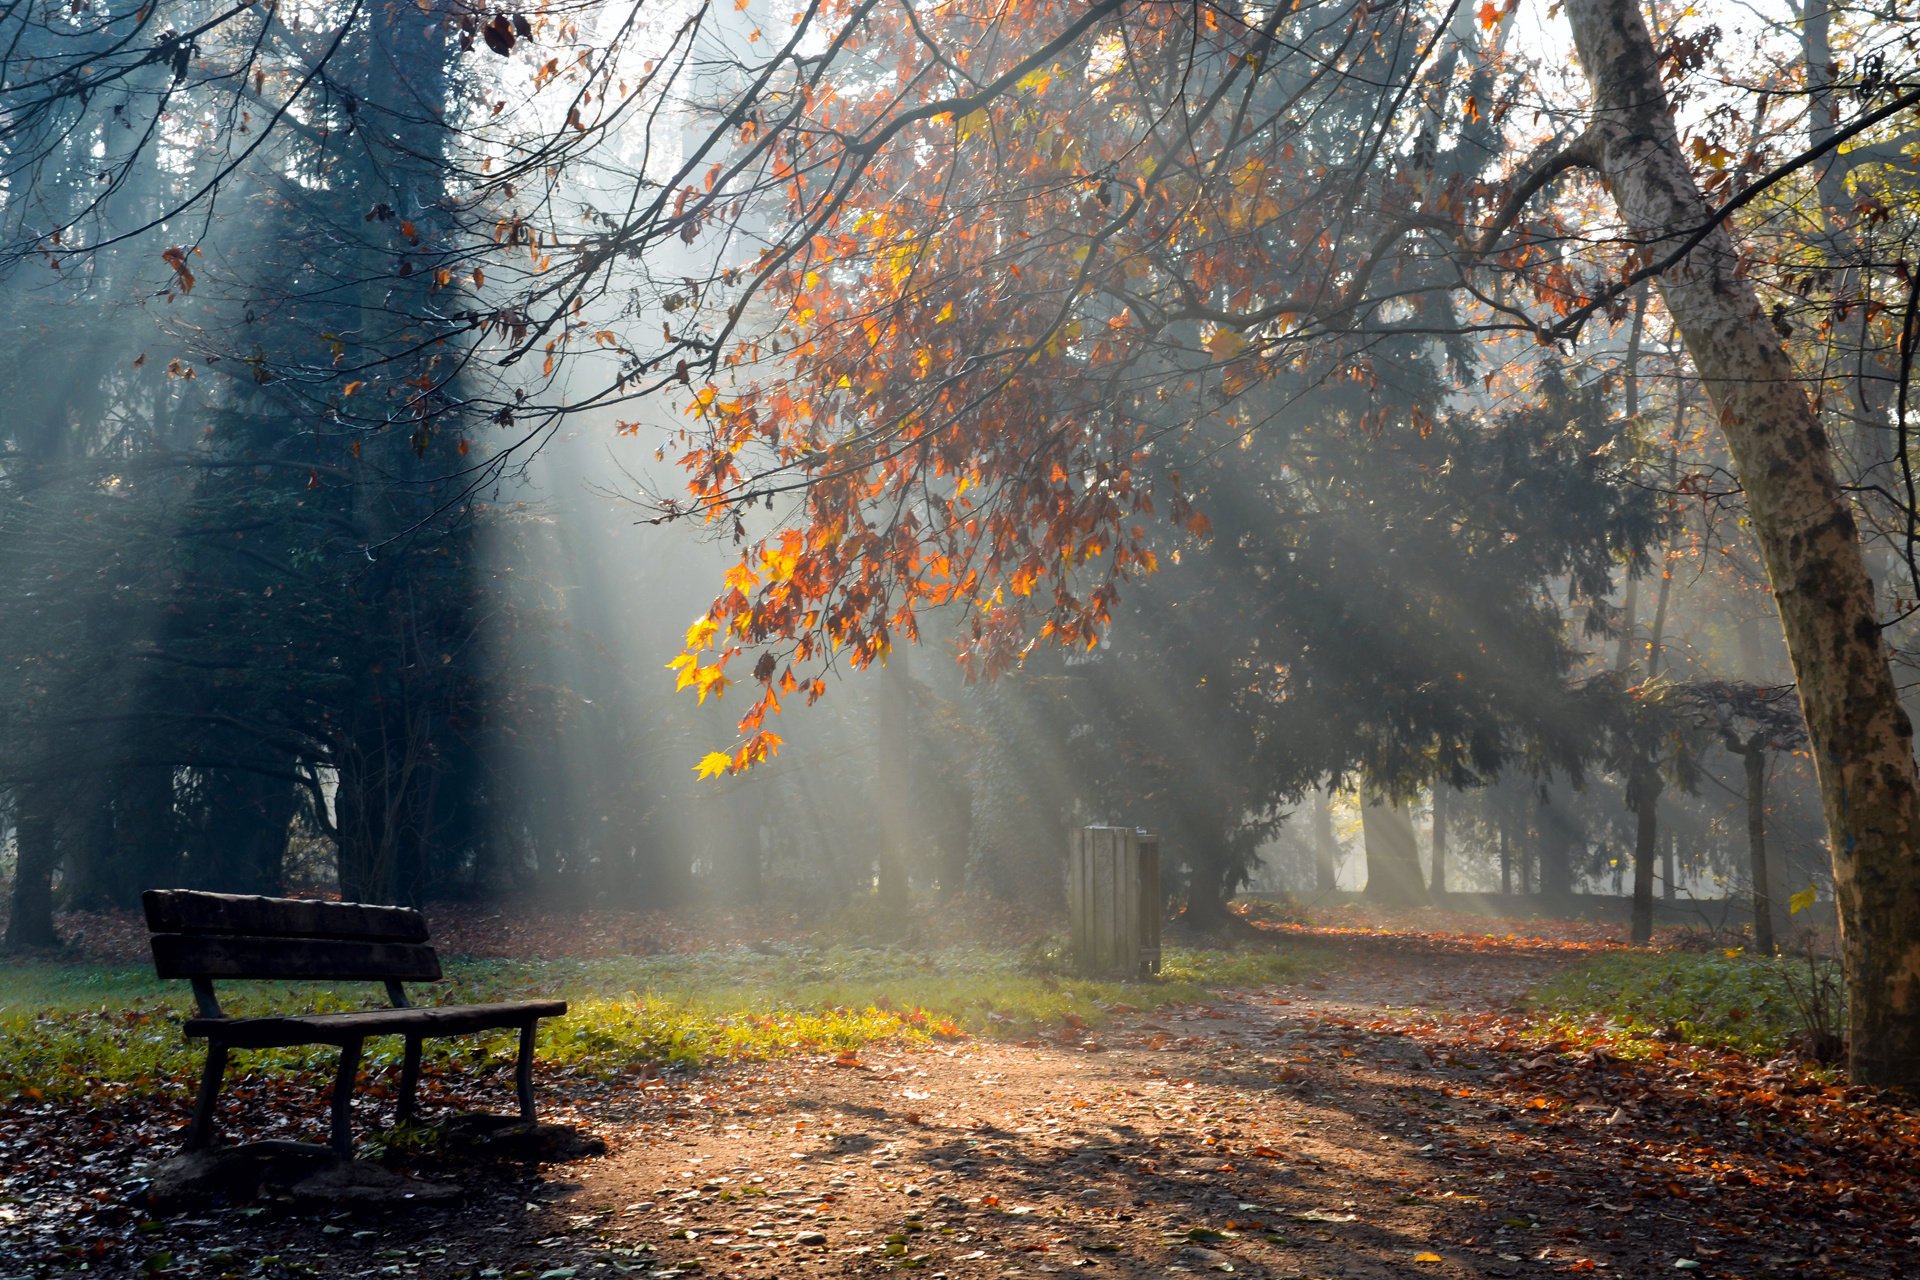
left=1530, top=949, right=1841, bottom=1058
left=0, top=941, right=1309, bottom=1105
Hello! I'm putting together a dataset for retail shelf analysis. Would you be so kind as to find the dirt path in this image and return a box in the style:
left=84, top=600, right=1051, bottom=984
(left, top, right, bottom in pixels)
left=9, top=935, right=1911, bottom=1279
left=458, top=937, right=1906, bottom=1280
left=549, top=947, right=1562, bottom=1280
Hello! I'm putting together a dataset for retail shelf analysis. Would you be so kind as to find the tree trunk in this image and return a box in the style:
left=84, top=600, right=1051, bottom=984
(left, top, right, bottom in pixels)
left=1629, top=762, right=1663, bottom=945
left=1361, top=798, right=1427, bottom=906
left=1534, top=787, right=1577, bottom=898
left=1429, top=786, right=1448, bottom=896
left=1626, top=431, right=1679, bottom=945
left=874, top=647, right=912, bottom=916
left=59, top=779, right=119, bottom=912
left=1741, top=737, right=1777, bottom=957
left=1566, top=0, right=1920, bottom=1085
left=1182, top=848, right=1238, bottom=930
left=1312, top=787, right=1339, bottom=893
left=197, top=767, right=297, bottom=895
left=116, top=767, right=181, bottom=901
left=1498, top=813, right=1511, bottom=897
left=334, top=750, right=395, bottom=903
left=4, top=784, right=62, bottom=950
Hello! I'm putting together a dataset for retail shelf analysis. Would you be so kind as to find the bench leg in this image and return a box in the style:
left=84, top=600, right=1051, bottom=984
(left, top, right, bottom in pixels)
left=397, top=1034, right=422, bottom=1124
left=515, top=1023, right=537, bottom=1123
left=331, top=1038, right=362, bottom=1157
left=185, top=1042, right=228, bottom=1152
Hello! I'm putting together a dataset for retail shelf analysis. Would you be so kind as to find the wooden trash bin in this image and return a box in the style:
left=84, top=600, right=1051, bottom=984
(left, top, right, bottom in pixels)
left=1067, top=826, right=1163, bottom=978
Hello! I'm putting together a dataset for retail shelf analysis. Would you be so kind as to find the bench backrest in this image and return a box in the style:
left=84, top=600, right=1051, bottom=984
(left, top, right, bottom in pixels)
left=143, top=890, right=444, bottom=987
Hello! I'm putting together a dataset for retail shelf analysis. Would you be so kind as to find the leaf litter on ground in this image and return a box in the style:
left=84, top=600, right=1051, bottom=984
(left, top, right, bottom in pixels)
left=1, top=901, right=1915, bottom=1279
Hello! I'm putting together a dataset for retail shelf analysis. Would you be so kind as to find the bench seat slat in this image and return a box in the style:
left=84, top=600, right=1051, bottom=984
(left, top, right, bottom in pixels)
left=151, top=934, right=444, bottom=982
left=144, top=890, right=430, bottom=943
left=183, top=1000, right=569, bottom=1048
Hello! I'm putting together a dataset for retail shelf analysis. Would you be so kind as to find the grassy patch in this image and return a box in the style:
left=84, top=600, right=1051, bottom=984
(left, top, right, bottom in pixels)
left=1529, top=950, right=1835, bottom=1057
left=0, top=940, right=1310, bottom=1105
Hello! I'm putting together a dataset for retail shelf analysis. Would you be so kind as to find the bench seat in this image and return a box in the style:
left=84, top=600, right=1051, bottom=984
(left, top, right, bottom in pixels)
left=145, top=889, right=571, bottom=1155
left=184, top=1000, right=569, bottom=1048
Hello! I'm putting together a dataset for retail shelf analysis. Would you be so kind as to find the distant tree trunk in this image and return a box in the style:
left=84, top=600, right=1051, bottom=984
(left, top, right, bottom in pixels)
left=1499, top=814, right=1512, bottom=896
left=116, top=768, right=181, bottom=899
left=966, top=679, right=1068, bottom=909
left=875, top=649, right=911, bottom=915
left=197, top=767, right=297, bottom=895
left=1312, top=787, right=1338, bottom=893
left=60, top=780, right=118, bottom=912
left=1663, top=832, right=1677, bottom=901
left=635, top=812, right=697, bottom=909
left=1567, top=0, right=1920, bottom=1085
left=1628, top=765, right=1663, bottom=945
left=1429, top=787, right=1449, bottom=896
left=1361, top=799, right=1426, bottom=906
left=1182, top=844, right=1238, bottom=929
left=699, top=782, right=765, bottom=905
left=4, top=784, right=62, bottom=950
left=1534, top=789, right=1577, bottom=897
left=1736, top=735, right=1778, bottom=957
left=335, top=748, right=397, bottom=903
left=1626, top=431, right=1679, bottom=946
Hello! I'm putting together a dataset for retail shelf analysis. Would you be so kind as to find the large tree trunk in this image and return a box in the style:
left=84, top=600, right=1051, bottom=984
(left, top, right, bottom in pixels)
left=1566, top=0, right=1920, bottom=1085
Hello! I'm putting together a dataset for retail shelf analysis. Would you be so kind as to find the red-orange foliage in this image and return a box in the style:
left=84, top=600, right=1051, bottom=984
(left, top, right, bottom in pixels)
left=664, top=0, right=1620, bottom=771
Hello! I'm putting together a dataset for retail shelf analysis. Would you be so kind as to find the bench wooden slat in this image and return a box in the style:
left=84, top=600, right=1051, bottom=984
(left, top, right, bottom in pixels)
left=144, top=888, right=570, bottom=1155
left=151, top=933, right=444, bottom=982
left=143, top=890, right=430, bottom=943
left=182, top=1000, right=569, bottom=1048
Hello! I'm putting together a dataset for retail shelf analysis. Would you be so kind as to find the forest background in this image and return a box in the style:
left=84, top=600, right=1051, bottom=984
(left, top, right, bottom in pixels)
left=2, top=0, right=1919, bottom=1085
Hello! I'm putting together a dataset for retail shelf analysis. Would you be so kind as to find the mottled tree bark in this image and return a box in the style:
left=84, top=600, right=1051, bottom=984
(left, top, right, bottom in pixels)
left=1566, top=0, right=1920, bottom=1085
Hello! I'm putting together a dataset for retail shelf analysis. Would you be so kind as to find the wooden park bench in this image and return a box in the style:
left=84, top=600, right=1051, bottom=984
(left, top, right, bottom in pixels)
left=144, top=889, right=567, bottom=1157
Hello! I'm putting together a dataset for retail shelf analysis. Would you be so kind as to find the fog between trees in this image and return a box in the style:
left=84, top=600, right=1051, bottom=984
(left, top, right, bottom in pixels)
left=3, top=0, right=1918, bottom=1082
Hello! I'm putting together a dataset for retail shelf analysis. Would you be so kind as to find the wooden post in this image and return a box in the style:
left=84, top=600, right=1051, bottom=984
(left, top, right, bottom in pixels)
left=1068, top=826, right=1161, bottom=978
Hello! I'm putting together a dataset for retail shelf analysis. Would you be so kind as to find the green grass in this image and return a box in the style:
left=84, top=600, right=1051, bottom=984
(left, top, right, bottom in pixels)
left=0, top=940, right=1310, bottom=1105
left=1529, top=950, right=1836, bottom=1057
